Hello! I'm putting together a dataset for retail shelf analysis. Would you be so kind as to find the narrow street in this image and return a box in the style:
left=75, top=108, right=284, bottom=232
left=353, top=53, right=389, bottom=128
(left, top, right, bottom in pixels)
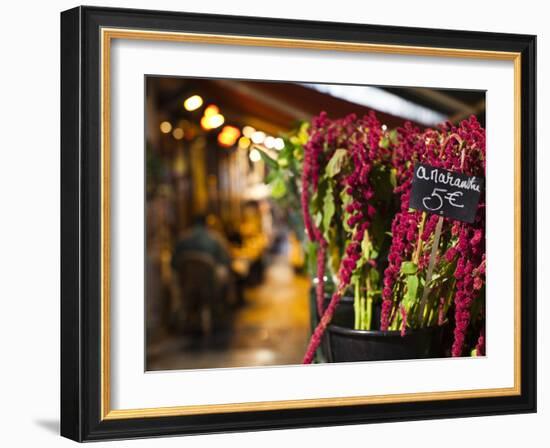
left=147, top=255, right=311, bottom=371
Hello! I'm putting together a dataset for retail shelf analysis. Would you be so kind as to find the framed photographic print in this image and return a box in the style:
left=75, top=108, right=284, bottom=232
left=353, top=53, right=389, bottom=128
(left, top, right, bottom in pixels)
left=60, top=6, right=537, bottom=442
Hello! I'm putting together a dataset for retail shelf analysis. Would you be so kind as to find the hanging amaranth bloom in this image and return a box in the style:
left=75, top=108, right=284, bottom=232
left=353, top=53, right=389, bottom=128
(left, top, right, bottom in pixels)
left=380, top=115, right=486, bottom=342
left=301, top=113, right=330, bottom=316
left=302, top=113, right=383, bottom=364
left=450, top=117, right=486, bottom=357
left=303, top=222, right=368, bottom=364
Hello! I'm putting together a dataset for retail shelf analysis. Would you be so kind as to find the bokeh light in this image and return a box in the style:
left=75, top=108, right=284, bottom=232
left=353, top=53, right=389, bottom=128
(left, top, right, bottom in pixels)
left=251, top=131, right=266, bottom=144
left=217, top=126, right=241, bottom=147
left=172, top=128, right=185, bottom=140
left=160, top=121, right=172, bottom=134
left=183, top=95, right=203, bottom=111
left=249, top=148, right=261, bottom=162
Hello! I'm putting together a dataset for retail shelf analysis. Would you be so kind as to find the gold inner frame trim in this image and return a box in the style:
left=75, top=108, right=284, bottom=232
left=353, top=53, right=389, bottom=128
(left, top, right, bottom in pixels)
left=100, top=27, right=522, bottom=420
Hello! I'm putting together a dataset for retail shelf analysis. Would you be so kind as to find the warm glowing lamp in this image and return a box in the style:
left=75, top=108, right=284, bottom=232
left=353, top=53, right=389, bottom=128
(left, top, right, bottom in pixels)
left=183, top=95, right=203, bottom=111
left=238, top=136, right=251, bottom=149
left=172, top=128, right=184, bottom=140
left=160, top=121, right=172, bottom=134
left=249, top=148, right=261, bottom=162
left=251, top=131, right=266, bottom=144
left=217, top=125, right=240, bottom=147
left=273, top=138, right=285, bottom=151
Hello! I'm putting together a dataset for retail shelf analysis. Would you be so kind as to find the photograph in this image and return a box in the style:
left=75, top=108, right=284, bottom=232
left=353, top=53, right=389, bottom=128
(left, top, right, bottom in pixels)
left=58, top=6, right=537, bottom=441
left=0, top=0, right=545, bottom=444
left=144, top=76, right=487, bottom=371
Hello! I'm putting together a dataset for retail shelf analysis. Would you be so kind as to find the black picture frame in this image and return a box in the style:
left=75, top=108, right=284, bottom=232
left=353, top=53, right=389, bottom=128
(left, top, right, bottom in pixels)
left=61, top=5, right=536, bottom=442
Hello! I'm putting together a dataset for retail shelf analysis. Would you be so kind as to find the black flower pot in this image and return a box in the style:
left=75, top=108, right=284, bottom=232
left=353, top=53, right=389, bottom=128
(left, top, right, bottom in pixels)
left=322, top=294, right=356, bottom=327
left=317, top=294, right=381, bottom=327
left=312, top=290, right=446, bottom=362
left=310, top=291, right=356, bottom=361
left=325, top=322, right=446, bottom=362
left=311, top=289, right=445, bottom=362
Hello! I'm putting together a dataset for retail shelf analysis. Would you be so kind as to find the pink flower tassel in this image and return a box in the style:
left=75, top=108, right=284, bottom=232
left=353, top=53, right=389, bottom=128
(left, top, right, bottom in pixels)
left=303, top=291, right=343, bottom=364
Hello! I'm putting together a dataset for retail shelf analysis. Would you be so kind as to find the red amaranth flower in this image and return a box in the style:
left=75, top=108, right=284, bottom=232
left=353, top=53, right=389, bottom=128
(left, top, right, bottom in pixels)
left=303, top=222, right=368, bottom=364
left=302, top=112, right=388, bottom=364
left=301, top=113, right=332, bottom=315
left=381, top=116, right=486, bottom=338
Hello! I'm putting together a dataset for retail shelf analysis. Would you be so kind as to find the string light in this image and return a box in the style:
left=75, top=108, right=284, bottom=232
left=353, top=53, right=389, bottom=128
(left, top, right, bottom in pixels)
left=172, top=128, right=184, bottom=140
left=201, top=114, right=224, bottom=130
left=183, top=94, right=203, bottom=111
left=204, top=105, right=219, bottom=117
left=217, top=126, right=240, bottom=147
left=273, top=138, right=285, bottom=151
left=249, top=148, right=261, bottom=162
left=242, top=126, right=255, bottom=138
left=201, top=105, right=224, bottom=130
left=238, top=136, right=251, bottom=149
left=160, top=121, right=172, bottom=134
left=251, top=131, right=266, bottom=144
left=264, top=136, right=275, bottom=149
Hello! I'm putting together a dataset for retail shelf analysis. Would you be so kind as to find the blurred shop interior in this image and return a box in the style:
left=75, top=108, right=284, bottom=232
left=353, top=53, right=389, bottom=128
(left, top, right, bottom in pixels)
left=145, top=76, right=486, bottom=371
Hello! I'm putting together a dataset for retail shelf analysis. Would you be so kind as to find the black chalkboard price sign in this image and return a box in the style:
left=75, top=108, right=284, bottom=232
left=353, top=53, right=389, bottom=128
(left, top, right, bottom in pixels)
left=409, top=163, right=484, bottom=223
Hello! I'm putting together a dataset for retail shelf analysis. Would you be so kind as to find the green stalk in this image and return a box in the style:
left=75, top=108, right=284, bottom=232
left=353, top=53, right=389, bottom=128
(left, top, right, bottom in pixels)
left=358, top=295, right=363, bottom=330
left=353, top=280, right=361, bottom=330
left=390, top=311, right=400, bottom=331
left=363, top=270, right=370, bottom=330
left=358, top=271, right=364, bottom=330
left=366, top=296, right=373, bottom=330
left=361, top=295, right=366, bottom=330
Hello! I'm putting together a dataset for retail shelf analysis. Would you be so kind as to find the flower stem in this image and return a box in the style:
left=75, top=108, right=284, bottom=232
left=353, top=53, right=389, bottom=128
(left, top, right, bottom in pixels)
left=353, top=280, right=361, bottom=330
left=366, top=296, right=373, bottom=330
left=360, top=295, right=366, bottom=330
left=413, top=212, right=427, bottom=265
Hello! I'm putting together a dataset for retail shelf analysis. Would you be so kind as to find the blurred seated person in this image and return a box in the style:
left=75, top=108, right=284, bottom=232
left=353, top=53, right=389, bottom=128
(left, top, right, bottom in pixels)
left=235, top=201, right=269, bottom=286
left=171, top=214, right=235, bottom=335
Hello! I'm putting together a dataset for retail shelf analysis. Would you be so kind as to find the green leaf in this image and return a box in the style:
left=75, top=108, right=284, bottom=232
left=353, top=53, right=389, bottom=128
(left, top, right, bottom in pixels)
left=401, top=261, right=418, bottom=275
left=368, top=268, right=380, bottom=288
left=265, top=170, right=278, bottom=184
left=322, top=185, right=335, bottom=238
left=270, top=177, right=287, bottom=199
left=325, top=149, right=348, bottom=177
left=405, top=275, right=419, bottom=306
left=298, top=122, right=310, bottom=144
left=361, top=231, right=370, bottom=258
left=390, top=168, right=397, bottom=188
left=370, top=247, right=379, bottom=260
left=258, top=149, right=278, bottom=170
left=314, top=211, right=322, bottom=228
left=312, top=178, right=328, bottom=213
left=379, top=136, right=390, bottom=149
left=305, top=241, right=317, bottom=275
left=277, top=157, right=289, bottom=168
